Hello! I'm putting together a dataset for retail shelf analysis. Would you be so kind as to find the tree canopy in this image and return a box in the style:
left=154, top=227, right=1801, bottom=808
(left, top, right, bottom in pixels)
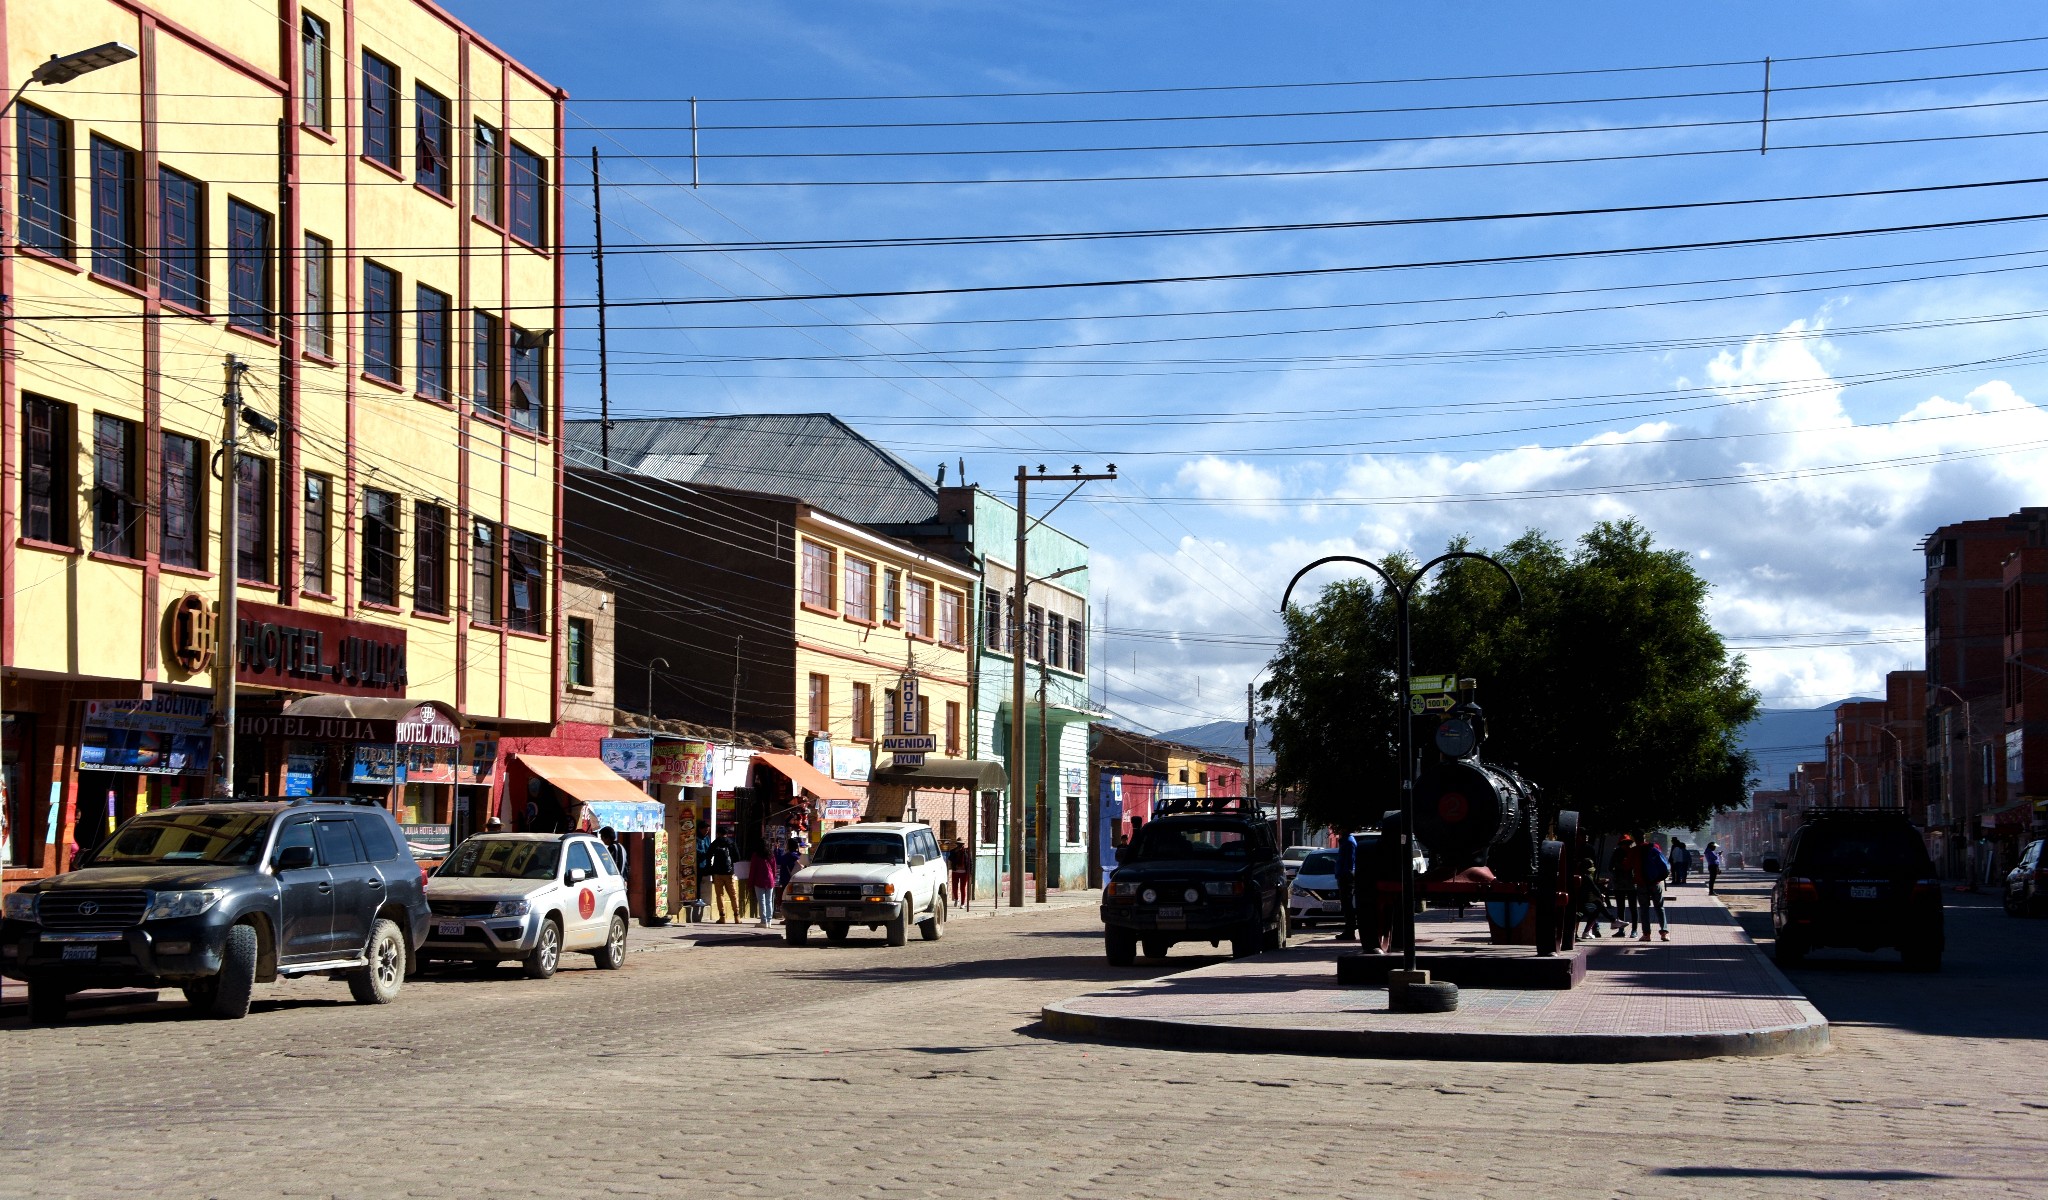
left=1263, top=520, right=1758, bottom=835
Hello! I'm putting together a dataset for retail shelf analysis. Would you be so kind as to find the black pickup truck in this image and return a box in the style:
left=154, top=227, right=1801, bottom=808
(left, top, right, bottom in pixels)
left=2, top=798, right=430, bottom=1022
left=1101, top=797, right=1289, bottom=963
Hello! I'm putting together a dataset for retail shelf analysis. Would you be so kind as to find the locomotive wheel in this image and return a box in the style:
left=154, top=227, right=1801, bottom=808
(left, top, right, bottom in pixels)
left=1555, top=810, right=1581, bottom=864
left=1534, top=840, right=1564, bottom=957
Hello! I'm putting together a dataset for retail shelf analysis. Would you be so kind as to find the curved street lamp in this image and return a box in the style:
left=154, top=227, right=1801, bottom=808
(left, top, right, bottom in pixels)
left=1280, top=551, right=1522, bottom=981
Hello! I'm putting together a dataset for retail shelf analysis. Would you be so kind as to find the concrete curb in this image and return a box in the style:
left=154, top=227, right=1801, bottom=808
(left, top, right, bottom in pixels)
left=1037, top=998, right=1830, bottom=1063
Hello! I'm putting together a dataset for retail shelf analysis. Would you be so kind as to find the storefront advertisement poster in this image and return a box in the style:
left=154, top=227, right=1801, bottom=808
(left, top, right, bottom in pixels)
left=80, top=698, right=212, bottom=776
left=285, top=753, right=323, bottom=797
left=460, top=733, right=498, bottom=786
left=405, top=743, right=458, bottom=786
left=831, top=744, right=872, bottom=783
left=651, top=740, right=709, bottom=787
left=400, top=823, right=451, bottom=858
left=352, top=744, right=406, bottom=786
left=602, top=737, right=654, bottom=781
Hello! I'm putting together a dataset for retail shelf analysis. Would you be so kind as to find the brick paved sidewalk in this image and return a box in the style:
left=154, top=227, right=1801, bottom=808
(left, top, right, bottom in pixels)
left=635, top=886, right=1103, bottom=949
left=1044, top=884, right=1826, bottom=1061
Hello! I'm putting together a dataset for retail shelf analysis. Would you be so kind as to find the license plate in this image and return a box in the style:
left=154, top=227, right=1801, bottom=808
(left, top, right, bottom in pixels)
left=1155, top=906, right=1183, bottom=919
left=826, top=906, right=848, bottom=919
left=1850, top=885, right=1878, bottom=899
left=436, top=921, right=465, bottom=936
left=62, top=944, right=97, bottom=961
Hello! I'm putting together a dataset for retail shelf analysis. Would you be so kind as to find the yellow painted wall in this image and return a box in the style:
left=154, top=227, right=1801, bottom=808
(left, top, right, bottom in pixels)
left=6, top=0, right=560, bottom=726
left=790, top=512, right=973, bottom=768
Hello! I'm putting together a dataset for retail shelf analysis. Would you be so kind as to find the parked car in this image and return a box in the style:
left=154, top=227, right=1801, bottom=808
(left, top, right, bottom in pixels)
left=2005, top=839, right=2048, bottom=917
left=1287, top=851, right=1342, bottom=926
left=420, top=833, right=630, bottom=977
left=1, top=798, right=428, bottom=1023
left=1102, top=797, right=1289, bottom=963
left=1770, top=808, right=1943, bottom=970
left=781, top=823, right=948, bottom=946
left=1281, top=844, right=1325, bottom=881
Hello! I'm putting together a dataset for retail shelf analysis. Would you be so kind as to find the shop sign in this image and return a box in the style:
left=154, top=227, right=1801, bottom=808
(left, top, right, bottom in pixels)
left=460, top=732, right=498, bottom=786
left=832, top=743, right=872, bottom=783
left=602, top=738, right=654, bottom=781
left=79, top=697, right=212, bottom=777
left=651, top=740, right=709, bottom=787
left=396, top=709, right=459, bottom=746
left=234, top=599, right=408, bottom=697
left=351, top=744, right=406, bottom=786
left=284, top=752, right=323, bottom=796
left=824, top=796, right=859, bottom=822
left=899, top=675, right=920, bottom=734
left=400, top=824, right=451, bottom=858
left=405, top=743, right=458, bottom=786
left=808, top=734, right=834, bottom=777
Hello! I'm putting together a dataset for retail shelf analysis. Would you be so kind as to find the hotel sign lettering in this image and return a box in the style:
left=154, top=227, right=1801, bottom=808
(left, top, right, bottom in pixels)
left=234, top=600, right=407, bottom=697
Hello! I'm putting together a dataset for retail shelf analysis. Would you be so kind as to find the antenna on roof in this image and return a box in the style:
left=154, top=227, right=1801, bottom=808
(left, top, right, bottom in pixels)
left=958, top=458, right=966, bottom=484
left=936, top=462, right=947, bottom=485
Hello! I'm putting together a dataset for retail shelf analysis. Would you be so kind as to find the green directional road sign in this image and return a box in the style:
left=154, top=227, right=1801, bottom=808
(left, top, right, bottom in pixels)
left=1409, top=674, right=1457, bottom=696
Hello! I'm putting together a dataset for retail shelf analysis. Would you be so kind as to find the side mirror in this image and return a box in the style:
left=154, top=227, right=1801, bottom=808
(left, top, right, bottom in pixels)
left=566, top=868, right=589, bottom=885
left=275, top=845, right=317, bottom=872
left=908, top=854, right=928, bottom=869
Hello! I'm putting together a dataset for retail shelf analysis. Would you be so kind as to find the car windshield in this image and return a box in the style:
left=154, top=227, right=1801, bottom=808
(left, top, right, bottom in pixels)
left=437, top=838, right=562, bottom=880
left=1126, top=820, right=1254, bottom=862
left=86, top=811, right=274, bottom=866
left=1796, top=823, right=1932, bottom=875
left=812, top=834, right=906, bottom=865
left=1299, top=852, right=1337, bottom=875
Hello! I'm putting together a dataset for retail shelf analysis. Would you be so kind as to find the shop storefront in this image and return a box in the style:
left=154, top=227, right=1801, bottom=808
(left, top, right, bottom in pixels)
left=237, top=696, right=467, bottom=857
left=511, top=754, right=667, bottom=921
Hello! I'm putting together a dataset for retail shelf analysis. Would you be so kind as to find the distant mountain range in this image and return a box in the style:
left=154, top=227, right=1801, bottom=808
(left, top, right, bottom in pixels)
left=1161, top=699, right=1868, bottom=786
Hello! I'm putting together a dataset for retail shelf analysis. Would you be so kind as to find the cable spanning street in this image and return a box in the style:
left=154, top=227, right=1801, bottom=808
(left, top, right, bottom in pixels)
left=4, top=875, right=2042, bottom=1198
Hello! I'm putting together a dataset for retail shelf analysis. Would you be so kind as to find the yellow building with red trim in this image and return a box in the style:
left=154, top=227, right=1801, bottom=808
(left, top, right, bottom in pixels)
left=1, top=0, right=563, bottom=889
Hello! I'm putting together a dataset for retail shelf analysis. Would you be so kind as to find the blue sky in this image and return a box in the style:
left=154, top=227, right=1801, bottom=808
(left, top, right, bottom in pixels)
left=445, top=1, right=2048, bottom=736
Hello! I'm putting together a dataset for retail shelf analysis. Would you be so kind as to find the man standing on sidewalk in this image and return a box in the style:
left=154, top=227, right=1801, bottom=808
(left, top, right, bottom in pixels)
left=1636, top=832, right=1671, bottom=942
left=1668, top=838, right=1692, bottom=887
left=1609, top=834, right=1638, bottom=937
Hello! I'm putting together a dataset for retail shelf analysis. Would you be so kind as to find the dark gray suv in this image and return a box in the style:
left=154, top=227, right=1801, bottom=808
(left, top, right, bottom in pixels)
left=1, top=798, right=430, bottom=1022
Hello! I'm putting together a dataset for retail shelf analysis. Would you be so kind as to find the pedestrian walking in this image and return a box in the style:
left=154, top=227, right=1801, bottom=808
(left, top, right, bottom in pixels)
left=707, top=831, right=738, bottom=922
left=775, top=840, right=802, bottom=913
left=599, top=826, right=627, bottom=876
left=1704, top=841, right=1723, bottom=894
left=946, top=839, right=972, bottom=908
left=1608, top=834, right=1638, bottom=937
left=1576, top=857, right=1612, bottom=939
left=1334, top=827, right=1360, bottom=942
left=1635, top=832, right=1671, bottom=942
left=1668, top=837, right=1692, bottom=887
left=748, top=846, right=779, bottom=927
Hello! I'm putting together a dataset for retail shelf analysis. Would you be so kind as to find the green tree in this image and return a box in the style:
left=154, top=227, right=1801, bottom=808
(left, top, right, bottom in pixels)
left=1264, top=520, right=1758, bottom=834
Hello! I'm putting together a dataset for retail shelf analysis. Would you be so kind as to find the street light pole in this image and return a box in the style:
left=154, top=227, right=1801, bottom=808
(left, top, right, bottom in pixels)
left=646, top=656, right=669, bottom=725
left=1281, top=551, right=1520, bottom=984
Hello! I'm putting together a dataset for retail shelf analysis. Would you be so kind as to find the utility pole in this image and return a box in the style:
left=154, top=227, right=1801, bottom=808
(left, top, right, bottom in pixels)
left=591, top=147, right=612, bottom=469
left=1249, top=681, right=1271, bottom=842
left=1010, top=463, right=1116, bottom=907
left=209, top=356, right=251, bottom=796
left=1037, top=662, right=1051, bottom=903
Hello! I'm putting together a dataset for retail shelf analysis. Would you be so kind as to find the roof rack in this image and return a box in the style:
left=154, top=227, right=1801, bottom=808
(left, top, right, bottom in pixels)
left=173, top=795, right=386, bottom=808
left=1154, top=795, right=1266, bottom=819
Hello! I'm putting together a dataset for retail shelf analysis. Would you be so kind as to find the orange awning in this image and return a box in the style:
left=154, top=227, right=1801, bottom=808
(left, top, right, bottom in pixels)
left=514, top=754, right=655, bottom=807
left=753, top=751, right=858, bottom=802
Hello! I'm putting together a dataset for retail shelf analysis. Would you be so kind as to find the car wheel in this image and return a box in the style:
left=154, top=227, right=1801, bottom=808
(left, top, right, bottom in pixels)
left=1264, top=905, right=1289, bottom=952
left=206, top=923, right=260, bottom=1019
left=348, top=918, right=406, bottom=1005
left=523, top=917, right=563, bottom=979
left=1142, top=937, right=1170, bottom=959
left=592, top=914, right=628, bottom=970
left=823, top=922, right=850, bottom=944
left=921, top=893, right=945, bottom=941
left=2005, top=889, right=2024, bottom=916
left=887, top=900, right=911, bottom=947
left=1774, top=935, right=1804, bottom=968
left=1106, top=927, right=1137, bottom=966
left=26, top=977, right=69, bottom=1025
left=785, top=922, right=810, bottom=946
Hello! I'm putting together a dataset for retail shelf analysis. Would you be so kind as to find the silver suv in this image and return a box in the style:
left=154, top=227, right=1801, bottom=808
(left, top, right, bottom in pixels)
left=781, top=823, right=949, bottom=946
left=420, top=833, right=630, bottom=978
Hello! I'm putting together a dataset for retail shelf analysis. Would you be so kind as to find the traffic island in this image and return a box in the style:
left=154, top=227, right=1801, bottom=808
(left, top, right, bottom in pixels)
left=1042, top=886, right=1827, bottom=1063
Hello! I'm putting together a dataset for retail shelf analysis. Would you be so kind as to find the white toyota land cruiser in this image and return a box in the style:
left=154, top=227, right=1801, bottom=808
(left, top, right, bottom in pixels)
left=781, top=823, right=948, bottom=946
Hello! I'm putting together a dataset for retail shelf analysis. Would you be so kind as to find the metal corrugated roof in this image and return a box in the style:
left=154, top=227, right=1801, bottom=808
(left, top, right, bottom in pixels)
left=565, top=414, right=938, bottom=525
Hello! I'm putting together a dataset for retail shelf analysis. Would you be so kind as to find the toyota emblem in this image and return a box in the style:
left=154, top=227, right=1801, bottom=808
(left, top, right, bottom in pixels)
left=78, top=901, right=100, bottom=916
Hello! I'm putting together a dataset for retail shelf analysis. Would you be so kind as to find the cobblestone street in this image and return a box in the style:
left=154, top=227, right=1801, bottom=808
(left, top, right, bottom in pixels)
left=5, top=872, right=2045, bottom=1199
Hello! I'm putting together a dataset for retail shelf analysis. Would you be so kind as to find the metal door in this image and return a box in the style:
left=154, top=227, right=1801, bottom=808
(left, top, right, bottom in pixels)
left=273, top=818, right=333, bottom=961
left=315, top=817, right=377, bottom=955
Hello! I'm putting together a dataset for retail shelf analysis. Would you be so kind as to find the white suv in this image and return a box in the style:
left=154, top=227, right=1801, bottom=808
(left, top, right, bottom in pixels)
left=782, top=823, right=948, bottom=946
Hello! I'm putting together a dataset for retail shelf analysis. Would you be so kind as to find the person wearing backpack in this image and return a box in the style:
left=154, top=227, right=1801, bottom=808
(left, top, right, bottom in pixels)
left=1607, top=834, right=1638, bottom=938
left=1635, top=832, right=1672, bottom=942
